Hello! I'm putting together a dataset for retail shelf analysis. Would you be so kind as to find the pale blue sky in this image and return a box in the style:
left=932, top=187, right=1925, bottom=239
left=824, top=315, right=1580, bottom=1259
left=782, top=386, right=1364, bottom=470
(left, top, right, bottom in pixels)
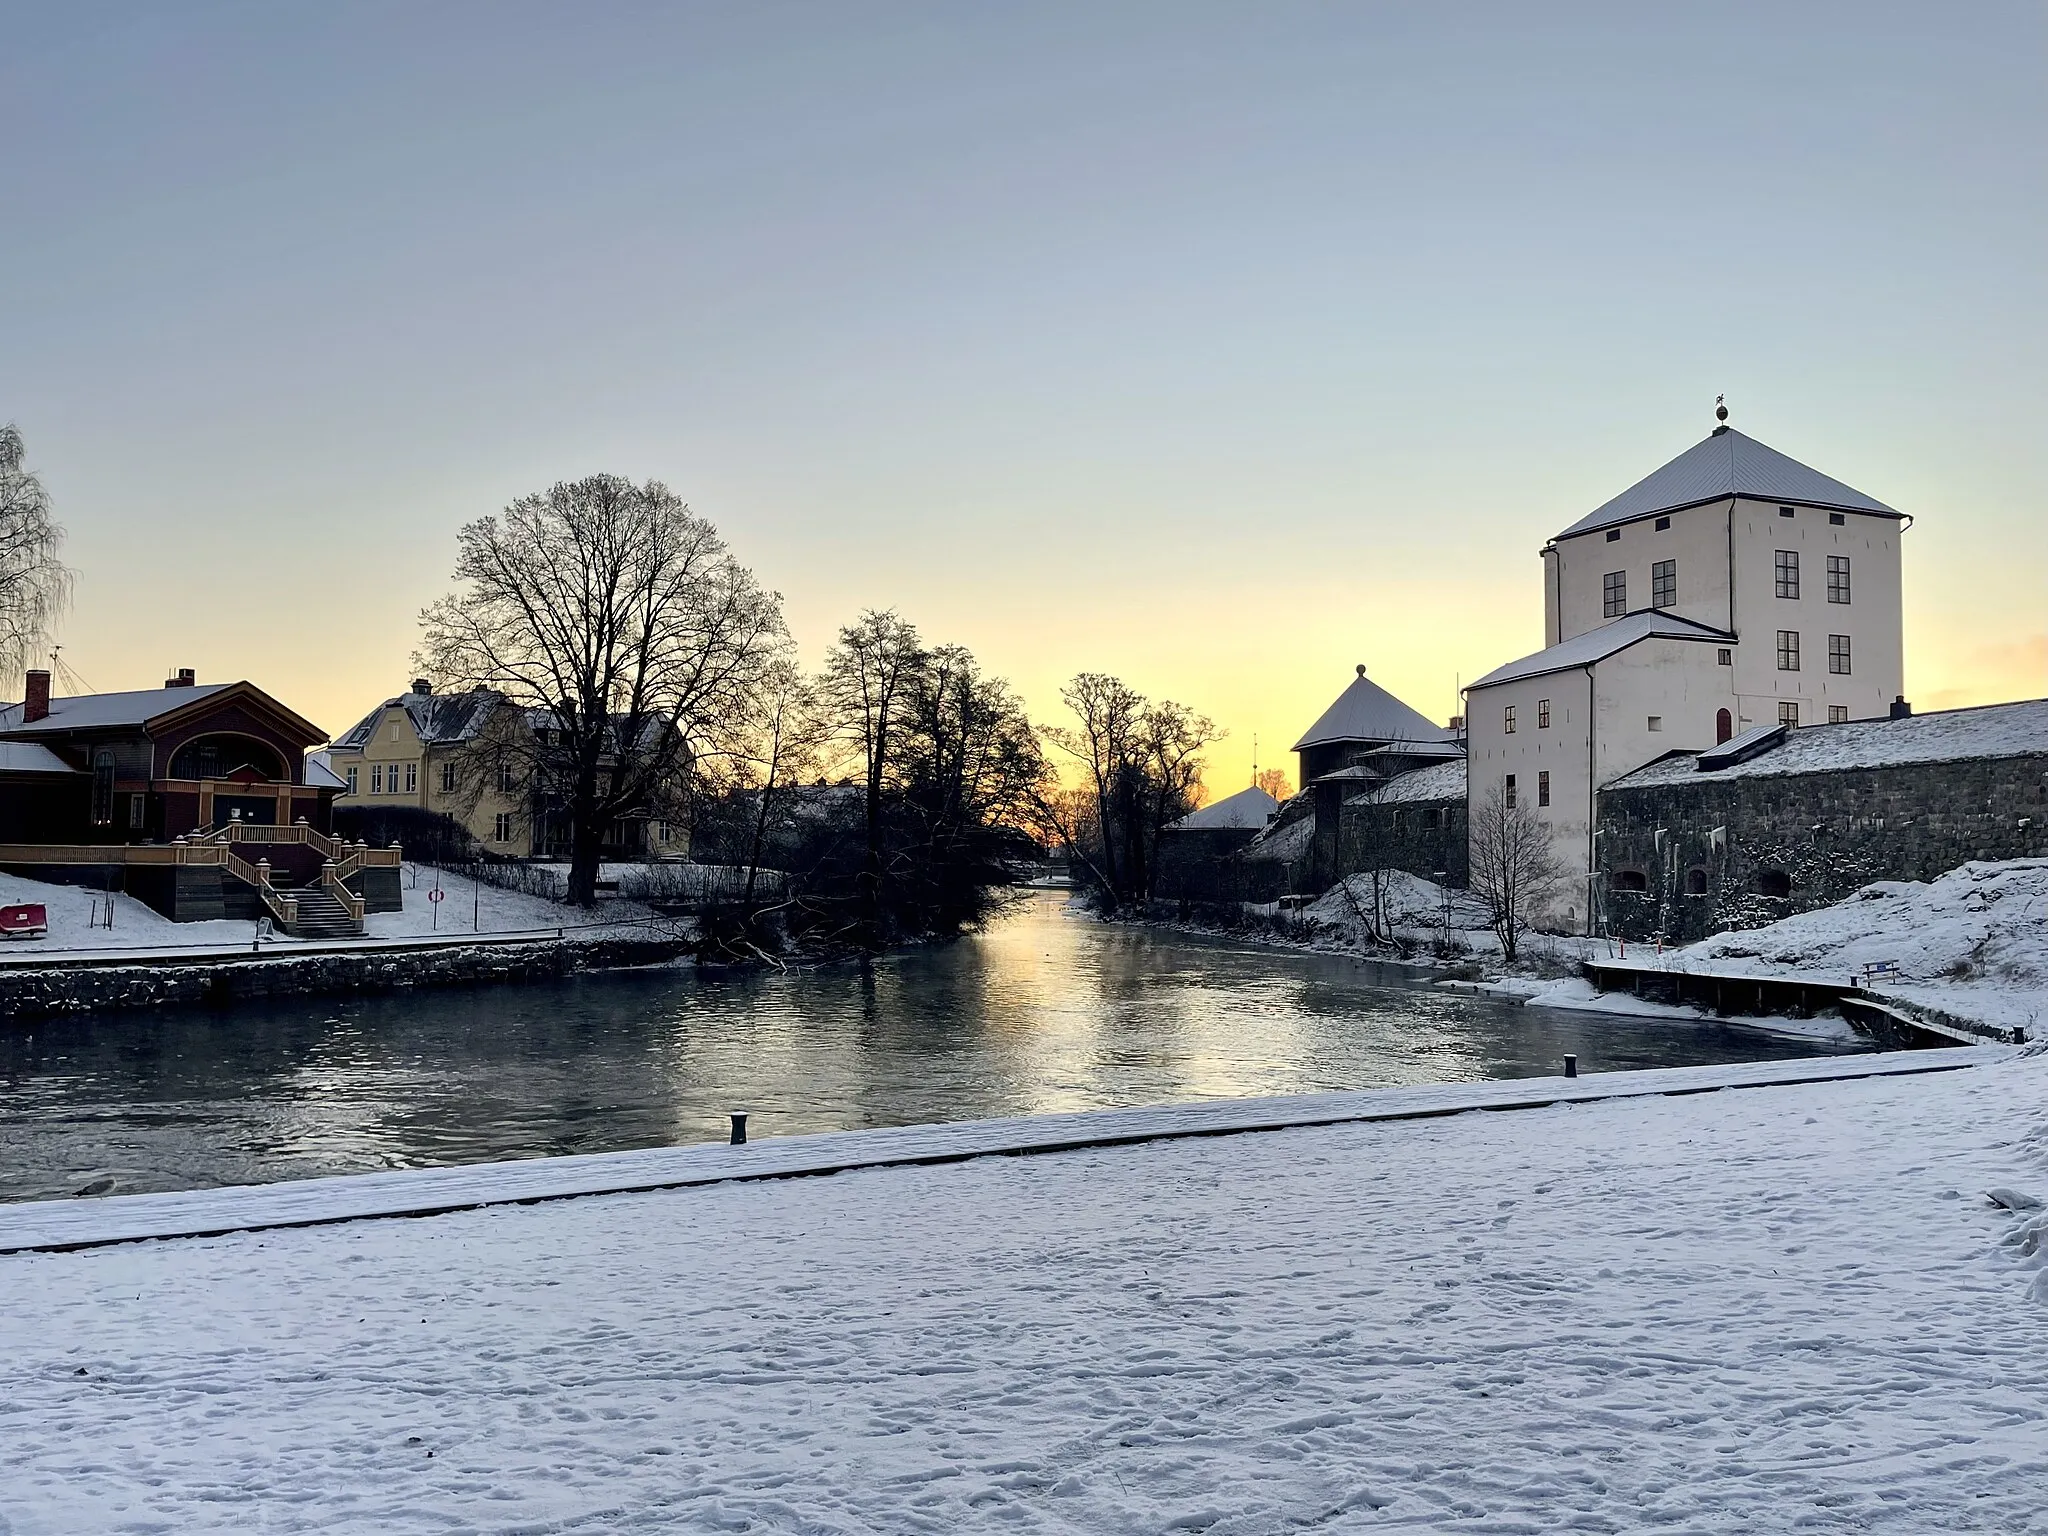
left=5, top=2, right=2042, bottom=785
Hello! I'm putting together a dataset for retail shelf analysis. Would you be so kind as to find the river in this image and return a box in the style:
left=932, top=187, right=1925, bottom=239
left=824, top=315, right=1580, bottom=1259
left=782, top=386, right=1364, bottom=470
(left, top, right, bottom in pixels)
left=0, top=892, right=1858, bottom=1203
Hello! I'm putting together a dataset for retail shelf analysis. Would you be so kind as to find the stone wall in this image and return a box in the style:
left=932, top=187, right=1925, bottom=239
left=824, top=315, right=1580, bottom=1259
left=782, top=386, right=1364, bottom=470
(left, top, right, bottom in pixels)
left=1596, top=752, right=2048, bottom=942
left=1338, top=795, right=1469, bottom=889
left=0, top=934, right=690, bottom=1021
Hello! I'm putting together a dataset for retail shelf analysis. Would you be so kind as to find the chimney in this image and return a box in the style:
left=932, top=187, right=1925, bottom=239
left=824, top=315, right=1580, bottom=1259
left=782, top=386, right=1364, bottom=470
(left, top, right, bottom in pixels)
left=165, top=667, right=196, bottom=688
left=23, top=669, right=50, bottom=723
left=412, top=677, right=432, bottom=695
left=1889, top=696, right=1913, bottom=720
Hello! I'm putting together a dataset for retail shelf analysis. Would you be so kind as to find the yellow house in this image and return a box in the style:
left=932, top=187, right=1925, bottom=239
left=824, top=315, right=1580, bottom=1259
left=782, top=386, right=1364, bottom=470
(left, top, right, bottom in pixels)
left=325, top=680, right=690, bottom=859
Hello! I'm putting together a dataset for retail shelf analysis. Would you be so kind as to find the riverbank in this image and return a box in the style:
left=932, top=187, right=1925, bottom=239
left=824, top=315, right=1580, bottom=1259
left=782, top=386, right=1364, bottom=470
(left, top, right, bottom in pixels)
left=6, top=1046, right=2043, bottom=1530
left=0, top=927, right=691, bottom=1020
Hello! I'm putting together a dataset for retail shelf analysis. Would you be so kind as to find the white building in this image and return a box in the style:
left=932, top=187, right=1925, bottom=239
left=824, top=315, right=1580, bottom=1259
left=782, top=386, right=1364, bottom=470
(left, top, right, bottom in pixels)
left=1464, top=417, right=1908, bottom=930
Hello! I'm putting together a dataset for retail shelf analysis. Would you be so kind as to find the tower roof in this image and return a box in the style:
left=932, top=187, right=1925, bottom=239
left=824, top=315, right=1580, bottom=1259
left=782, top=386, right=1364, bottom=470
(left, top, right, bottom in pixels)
left=1291, top=667, right=1450, bottom=752
left=1553, top=427, right=1901, bottom=542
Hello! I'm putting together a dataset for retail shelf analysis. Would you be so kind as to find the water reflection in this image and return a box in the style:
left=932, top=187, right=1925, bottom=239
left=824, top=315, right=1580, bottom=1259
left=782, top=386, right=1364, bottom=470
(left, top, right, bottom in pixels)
left=0, top=893, right=1856, bottom=1202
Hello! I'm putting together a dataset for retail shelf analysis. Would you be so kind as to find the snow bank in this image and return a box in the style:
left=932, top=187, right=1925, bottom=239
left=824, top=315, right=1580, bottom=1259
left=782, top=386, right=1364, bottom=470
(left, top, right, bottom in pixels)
left=1649, top=859, right=2048, bottom=1036
left=1304, top=869, right=1492, bottom=934
left=4, top=1052, right=2044, bottom=1530
left=0, top=864, right=652, bottom=957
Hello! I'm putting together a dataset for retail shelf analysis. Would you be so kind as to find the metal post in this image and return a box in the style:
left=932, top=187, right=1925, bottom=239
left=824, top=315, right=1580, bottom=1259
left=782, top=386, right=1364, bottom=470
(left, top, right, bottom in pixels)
left=729, top=1113, right=748, bottom=1145
left=1564, top=1054, right=1578, bottom=1078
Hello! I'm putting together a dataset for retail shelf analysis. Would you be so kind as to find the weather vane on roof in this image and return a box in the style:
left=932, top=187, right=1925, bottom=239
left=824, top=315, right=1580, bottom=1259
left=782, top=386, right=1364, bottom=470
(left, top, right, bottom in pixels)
left=1715, top=394, right=1728, bottom=424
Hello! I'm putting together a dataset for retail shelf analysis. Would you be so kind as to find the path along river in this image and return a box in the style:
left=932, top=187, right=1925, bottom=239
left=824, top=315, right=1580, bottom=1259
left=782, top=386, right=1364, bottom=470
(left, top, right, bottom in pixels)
left=0, top=892, right=1855, bottom=1203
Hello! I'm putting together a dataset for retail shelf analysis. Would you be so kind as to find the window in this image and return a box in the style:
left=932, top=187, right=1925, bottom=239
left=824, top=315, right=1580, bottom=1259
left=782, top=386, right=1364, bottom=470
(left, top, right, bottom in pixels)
left=1505, top=774, right=1517, bottom=809
left=1423, top=808, right=1441, bottom=829
left=1647, top=716, right=1663, bottom=732
left=1537, top=698, right=1551, bottom=729
left=1778, top=505, right=1795, bottom=519
left=1503, top=705, right=1517, bottom=734
left=1778, top=701, right=1800, bottom=727
left=439, top=761, right=457, bottom=793
left=1603, top=570, right=1626, bottom=617
left=1610, top=869, right=1648, bottom=893
left=345, top=765, right=359, bottom=794
left=1684, top=867, right=1709, bottom=896
left=1829, top=705, right=1849, bottom=724
left=1606, top=528, right=1621, bottom=543
left=91, top=749, right=116, bottom=825
left=1828, top=634, right=1851, bottom=675
left=404, top=762, right=417, bottom=794
left=370, top=762, right=383, bottom=794
left=1717, top=648, right=1732, bottom=666
left=129, top=794, right=147, bottom=830
left=1827, top=555, right=1850, bottom=604
left=1777, top=630, right=1800, bottom=671
left=497, top=761, right=518, bottom=793
left=390, top=721, right=402, bottom=742
left=1537, top=770, right=1550, bottom=807
left=1828, top=512, right=1845, bottom=526
left=1651, top=559, right=1676, bottom=608
left=493, top=812, right=514, bottom=843
left=1775, top=550, right=1800, bottom=599
left=1655, top=516, right=1670, bottom=531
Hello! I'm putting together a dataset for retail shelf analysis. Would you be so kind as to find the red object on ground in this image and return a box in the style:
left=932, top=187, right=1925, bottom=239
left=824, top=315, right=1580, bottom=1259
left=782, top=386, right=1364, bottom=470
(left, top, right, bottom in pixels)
left=0, top=903, right=49, bottom=939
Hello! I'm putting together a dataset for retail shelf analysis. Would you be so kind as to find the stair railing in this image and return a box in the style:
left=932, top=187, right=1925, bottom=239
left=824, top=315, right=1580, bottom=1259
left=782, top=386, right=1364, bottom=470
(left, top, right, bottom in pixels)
left=224, top=851, right=298, bottom=929
left=319, top=860, right=367, bottom=924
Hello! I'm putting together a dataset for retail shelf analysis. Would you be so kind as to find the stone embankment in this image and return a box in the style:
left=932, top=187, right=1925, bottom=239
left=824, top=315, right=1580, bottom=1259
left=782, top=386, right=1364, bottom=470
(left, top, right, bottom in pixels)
left=0, top=934, right=690, bottom=1020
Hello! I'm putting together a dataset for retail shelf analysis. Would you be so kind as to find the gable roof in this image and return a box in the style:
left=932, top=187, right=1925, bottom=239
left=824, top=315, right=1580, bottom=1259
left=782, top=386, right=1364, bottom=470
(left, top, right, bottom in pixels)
left=0, top=680, right=325, bottom=746
left=1554, top=427, right=1901, bottom=542
left=1292, top=668, right=1451, bottom=751
left=1606, top=697, right=2048, bottom=789
left=1468, top=610, right=1733, bottom=692
left=334, top=688, right=504, bottom=750
left=1166, top=784, right=1280, bottom=831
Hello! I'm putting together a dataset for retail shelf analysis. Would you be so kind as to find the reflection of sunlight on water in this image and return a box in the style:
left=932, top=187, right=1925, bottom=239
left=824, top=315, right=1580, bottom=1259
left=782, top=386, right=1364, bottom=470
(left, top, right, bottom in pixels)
left=0, top=889, right=1857, bottom=1202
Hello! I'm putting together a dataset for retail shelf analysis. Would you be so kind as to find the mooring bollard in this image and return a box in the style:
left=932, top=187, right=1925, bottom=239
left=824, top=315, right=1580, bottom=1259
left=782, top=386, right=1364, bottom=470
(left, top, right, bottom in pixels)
left=730, top=1113, right=748, bottom=1146
left=1564, top=1054, right=1578, bottom=1078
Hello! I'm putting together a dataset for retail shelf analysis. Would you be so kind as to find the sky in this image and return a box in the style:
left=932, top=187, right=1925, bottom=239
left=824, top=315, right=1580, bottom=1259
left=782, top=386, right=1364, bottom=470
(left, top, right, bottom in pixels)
left=4, top=2, right=2042, bottom=795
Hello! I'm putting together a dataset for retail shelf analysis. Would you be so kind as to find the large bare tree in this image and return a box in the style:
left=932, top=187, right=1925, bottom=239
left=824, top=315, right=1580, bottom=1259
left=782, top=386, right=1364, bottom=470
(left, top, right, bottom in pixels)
left=0, top=426, right=74, bottom=691
left=1467, top=779, right=1565, bottom=963
left=419, top=474, right=786, bottom=906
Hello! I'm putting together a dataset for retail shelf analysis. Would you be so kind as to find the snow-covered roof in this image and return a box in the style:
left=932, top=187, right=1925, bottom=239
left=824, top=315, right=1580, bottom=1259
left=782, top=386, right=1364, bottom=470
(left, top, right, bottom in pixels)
left=1468, top=611, right=1732, bottom=692
left=1554, top=427, right=1901, bottom=542
left=303, top=750, right=350, bottom=790
left=0, top=682, right=234, bottom=735
left=1606, top=697, right=2048, bottom=789
left=1167, top=785, right=1280, bottom=832
left=334, top=688, right=503, bottom=750
left=0, top=741, right=80, bottom=775
left=1353, top=758, right=1467, bottom=804
left=1359, top=740, right=1464, bottom=762
left=1292, top=668, right=1451, bottom=751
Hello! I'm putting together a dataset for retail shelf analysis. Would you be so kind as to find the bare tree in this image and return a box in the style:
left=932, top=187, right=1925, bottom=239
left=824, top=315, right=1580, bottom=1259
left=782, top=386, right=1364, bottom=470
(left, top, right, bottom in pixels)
left=0, top=426, right=74, bottom=691
left=419, top=475, right=786, bottom=906
left=737, top=656, right=825, bottom=909
left=1043, top=674, right=1218, bottom=910
left=1467, top=779, right=1565, bottom=963
left=815, top=610, right=928, bottom=940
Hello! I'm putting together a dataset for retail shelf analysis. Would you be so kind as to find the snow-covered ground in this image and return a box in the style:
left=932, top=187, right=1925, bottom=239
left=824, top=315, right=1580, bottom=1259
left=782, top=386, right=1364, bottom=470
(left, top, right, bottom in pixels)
left=6, top=1050, right=2045, bottom=1531
left=1626, top=859, right=2048, bottom=1038
left=0, top=864, right=654, bottom=956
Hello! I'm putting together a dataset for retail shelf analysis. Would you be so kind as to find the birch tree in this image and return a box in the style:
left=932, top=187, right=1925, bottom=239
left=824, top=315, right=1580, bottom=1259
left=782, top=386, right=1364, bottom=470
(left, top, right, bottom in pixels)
left=0, top=426, right=74, bottom=690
